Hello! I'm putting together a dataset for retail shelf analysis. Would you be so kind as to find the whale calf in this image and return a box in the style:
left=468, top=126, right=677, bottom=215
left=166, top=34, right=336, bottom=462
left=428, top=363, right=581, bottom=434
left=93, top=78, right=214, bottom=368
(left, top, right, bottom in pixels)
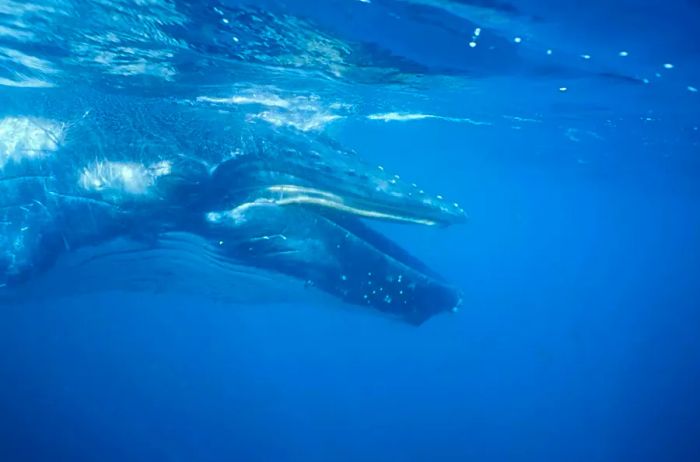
left=0, top=87, right=465, bottom=325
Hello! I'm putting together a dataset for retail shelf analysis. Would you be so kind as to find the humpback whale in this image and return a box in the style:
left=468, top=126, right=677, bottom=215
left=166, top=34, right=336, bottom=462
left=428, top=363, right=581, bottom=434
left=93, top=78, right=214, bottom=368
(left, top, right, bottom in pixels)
left=0, top=87, right=466, bottom=324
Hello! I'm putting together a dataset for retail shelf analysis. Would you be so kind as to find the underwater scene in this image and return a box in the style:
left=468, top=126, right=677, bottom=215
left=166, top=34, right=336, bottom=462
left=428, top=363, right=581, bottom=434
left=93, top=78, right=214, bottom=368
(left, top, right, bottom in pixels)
left=0, top=0, right=699, bottom=460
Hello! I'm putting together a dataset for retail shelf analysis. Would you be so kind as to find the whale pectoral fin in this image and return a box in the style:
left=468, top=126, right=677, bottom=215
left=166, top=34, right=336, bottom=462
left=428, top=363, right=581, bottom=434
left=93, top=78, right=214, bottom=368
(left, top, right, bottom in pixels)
left=207, top=203, right=461, bottom=325
left=312, top=211, right=463, bottom=325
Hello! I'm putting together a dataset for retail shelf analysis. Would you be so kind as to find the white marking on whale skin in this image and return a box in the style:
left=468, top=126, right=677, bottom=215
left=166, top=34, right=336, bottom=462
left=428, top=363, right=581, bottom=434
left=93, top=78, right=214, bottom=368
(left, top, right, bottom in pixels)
left=206, top=199, right=276, bottom=226
left=79, top=160, right=172, bottom=197
left=226, top=203, right=259, bottom=225
left=0, top=117, right=64, bottom=169
left=266, top=185, right=440, bottom=225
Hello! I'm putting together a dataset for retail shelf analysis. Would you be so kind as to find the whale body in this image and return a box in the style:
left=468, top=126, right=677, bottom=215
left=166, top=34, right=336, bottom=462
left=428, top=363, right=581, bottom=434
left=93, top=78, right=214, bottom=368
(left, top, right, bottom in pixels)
left=0, top=87, right=465, bottom=325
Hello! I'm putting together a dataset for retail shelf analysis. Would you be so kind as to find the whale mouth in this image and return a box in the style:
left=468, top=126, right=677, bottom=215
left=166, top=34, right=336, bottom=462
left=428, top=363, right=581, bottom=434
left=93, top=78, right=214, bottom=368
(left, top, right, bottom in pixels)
left=209, top=124, right=467, bottom=228
left=261, top=184, right=458, bottom=226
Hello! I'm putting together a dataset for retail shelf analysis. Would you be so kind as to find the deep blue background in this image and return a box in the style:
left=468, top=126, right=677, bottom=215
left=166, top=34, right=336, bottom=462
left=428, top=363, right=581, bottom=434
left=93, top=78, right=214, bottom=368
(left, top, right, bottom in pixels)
left=1, top=0, right=700, bottom=461
left=2, top=116, right=699, bottom=461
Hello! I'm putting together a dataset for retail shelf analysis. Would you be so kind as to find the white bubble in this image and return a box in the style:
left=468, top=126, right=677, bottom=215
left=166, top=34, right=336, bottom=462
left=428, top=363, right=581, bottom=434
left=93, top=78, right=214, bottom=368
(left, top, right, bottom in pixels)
left=580, top=54, right=591, bottom=60
left=514, top=36, right=522, bottom=43
left=546, top=49, right=553, bottom=55
left=689, top=86, right=698, bottom=93
left=618, top=51, right=629, bottom=57
left=559, top=87, right=568, bottom=92
left=468, top=41, right=477, bottom=48
left=663, top=63, right=674, bottom=69
left=474, top=27, right=481, bottom=37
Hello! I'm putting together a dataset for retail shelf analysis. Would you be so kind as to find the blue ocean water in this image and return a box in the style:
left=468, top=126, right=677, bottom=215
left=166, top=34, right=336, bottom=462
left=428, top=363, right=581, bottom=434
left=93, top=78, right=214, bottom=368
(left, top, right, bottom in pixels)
left=1, top=0, right=699, bottom=461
